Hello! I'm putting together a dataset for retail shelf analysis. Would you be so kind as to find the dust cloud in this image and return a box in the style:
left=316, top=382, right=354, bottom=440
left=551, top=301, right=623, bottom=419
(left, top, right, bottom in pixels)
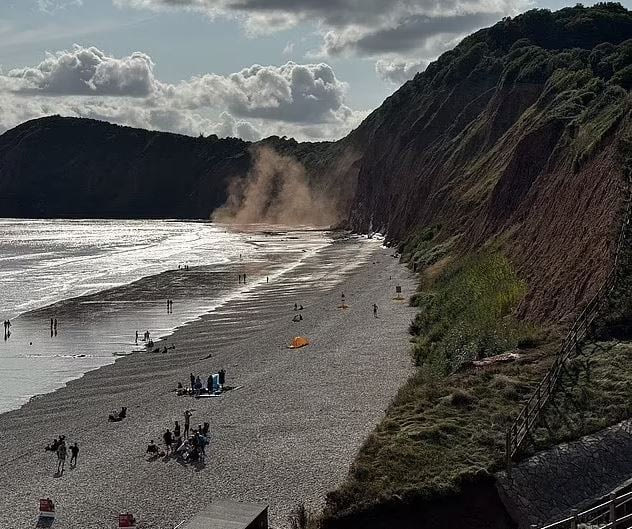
left=212, top=146, right=342, bottom=226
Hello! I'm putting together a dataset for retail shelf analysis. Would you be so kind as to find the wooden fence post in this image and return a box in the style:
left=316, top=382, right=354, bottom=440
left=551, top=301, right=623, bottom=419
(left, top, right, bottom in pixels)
left=610, top=492, right=617, bottom=524
left=506, top=431, right=512, bottom=477
left=570, top=509, right=578, bottom=529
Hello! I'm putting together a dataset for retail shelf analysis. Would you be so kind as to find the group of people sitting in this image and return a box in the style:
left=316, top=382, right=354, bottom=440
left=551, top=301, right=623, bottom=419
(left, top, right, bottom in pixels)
left=146, top=420, right=210, bottom=463
left=176, top=370, right=226, bottom=396
left=108, top=406, right=127, bottom=422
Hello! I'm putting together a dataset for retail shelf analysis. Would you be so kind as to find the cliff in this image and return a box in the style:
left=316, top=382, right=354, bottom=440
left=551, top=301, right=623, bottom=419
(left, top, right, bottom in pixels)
left=348, top=3, right=632, bottom=322
left=1, top=4, right=632, bottom=323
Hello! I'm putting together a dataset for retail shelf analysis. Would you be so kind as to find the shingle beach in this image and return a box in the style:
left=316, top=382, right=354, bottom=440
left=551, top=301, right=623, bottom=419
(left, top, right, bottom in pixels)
left=0, top=236, right=416, bottom=529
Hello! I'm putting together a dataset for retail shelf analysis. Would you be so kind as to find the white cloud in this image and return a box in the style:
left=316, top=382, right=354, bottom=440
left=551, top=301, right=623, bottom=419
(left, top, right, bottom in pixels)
left=375, top=59, right=428, bottom=85
left=8, top=45, right=156, bottom=96
left=282, top=41, right=295, bottom=56
left=216, top=111, right=262, bottom=140
left=171, top=62, right=351, bottom=124
left=38, top=0, right=83, bottom=13
left=0, top=45, right=362, bottom=141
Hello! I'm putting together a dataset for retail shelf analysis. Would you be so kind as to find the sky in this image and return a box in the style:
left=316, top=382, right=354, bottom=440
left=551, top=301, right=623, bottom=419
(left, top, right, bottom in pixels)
left=0, top=0, right=627, bottom=142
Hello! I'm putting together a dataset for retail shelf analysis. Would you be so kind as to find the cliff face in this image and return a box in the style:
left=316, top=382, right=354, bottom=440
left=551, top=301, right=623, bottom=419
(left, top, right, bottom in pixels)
left=1, top=4, right=631, bottom=322
left=347, top=3, right=632, bottom=322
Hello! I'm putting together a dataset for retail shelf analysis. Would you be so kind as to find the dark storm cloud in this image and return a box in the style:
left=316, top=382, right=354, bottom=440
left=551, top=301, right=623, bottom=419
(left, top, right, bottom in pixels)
left=115, top=0, right=528, bottom=54
left=334, top=12, right=500, bottom=56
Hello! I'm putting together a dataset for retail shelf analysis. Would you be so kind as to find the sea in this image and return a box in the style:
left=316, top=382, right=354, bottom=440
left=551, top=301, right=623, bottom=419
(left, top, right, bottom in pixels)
left=0, top=219, right=333, bottom=413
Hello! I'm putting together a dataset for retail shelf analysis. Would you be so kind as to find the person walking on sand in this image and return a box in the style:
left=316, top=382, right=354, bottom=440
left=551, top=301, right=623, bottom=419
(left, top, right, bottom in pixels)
left=70, top=442, right=79, bottom=467
left=56, top=439, right=67, bottom=475
left=373, top=304, right=378, bottom=318
left=184, top=409, right=193, bottom=438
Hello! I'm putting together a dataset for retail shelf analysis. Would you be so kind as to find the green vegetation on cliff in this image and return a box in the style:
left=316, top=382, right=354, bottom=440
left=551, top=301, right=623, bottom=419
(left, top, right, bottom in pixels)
left=325, top=246, right=552, bottom=520
left=325, top=4, right=632, bottom=525
left=408, top=252, right=533, bottom=374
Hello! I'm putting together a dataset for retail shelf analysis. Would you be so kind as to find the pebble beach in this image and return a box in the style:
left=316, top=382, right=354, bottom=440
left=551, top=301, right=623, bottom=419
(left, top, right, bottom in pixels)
left=0, top=236, right=416, bottom=529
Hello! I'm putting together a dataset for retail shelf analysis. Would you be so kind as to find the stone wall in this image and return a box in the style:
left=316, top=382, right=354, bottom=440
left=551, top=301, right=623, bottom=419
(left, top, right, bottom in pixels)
left=496, top=420, right=632, bottom=528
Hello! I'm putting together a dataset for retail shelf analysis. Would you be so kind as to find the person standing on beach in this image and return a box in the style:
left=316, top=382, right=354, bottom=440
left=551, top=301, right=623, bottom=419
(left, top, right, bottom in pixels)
left=184, top=410, right=192, bottom=438
left=70, top=442, right=79, bottom=467
left=54, top=319, right=57, bottom=336
left=190, top=373, right=195, bottom=391
left=135, top=331, right=138, bottom=345
left=373, top=304, right=378, bottom=318
left=174, top=421, right=181, bottom=438
left=163, top=429, right=173, bottom=455
left=56, top=439, right=67, bottom=475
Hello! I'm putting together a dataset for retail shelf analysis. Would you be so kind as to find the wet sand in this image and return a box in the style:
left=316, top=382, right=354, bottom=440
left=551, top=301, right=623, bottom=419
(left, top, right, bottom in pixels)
left=0, top=236, right=416, bottom=528
left=0, top=228, right=330, bottom=412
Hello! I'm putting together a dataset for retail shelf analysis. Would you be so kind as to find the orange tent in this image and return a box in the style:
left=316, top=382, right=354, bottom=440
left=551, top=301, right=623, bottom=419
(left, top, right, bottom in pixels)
left=288, top=336, right=310, bottom=349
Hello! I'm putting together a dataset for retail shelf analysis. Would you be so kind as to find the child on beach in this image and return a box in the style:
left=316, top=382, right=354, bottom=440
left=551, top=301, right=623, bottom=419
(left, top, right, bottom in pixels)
left=70, top=442, right=79, bottom=467
left=146, top=440, right=160, bottom=457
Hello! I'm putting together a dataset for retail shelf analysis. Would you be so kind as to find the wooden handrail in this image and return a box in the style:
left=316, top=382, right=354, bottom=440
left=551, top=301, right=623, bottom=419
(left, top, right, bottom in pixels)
left=506, top=194, right=631, bottom=471
left=539, top=491, right=632, bottom=529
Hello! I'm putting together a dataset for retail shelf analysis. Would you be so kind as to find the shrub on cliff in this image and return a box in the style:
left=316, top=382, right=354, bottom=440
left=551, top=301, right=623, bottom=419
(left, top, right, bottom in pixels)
left=410, top=252, right=532, bottom=373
